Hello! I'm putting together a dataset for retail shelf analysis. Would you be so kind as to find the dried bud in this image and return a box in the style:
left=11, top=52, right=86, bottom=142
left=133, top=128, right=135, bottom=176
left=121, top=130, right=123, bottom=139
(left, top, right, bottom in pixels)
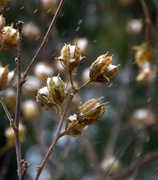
left=34, top=62, right=54, bottom=82
left=57, top=43, right=83, bottom=71
left=62, top=114, right=88, bottom=137
left=46, top=76, right=66, bottom=105
left=0, top=0, right=9, bottom=12
left=36, top=86, right=55, bottom=110
left=89, top=52, right=120, bottom=83
left=0, top=14, right=6, bottom=32
left=101, top=156, right=121, bottom=175
left=133, top=43, right=154, bottom=69
left=131, top=108, right=156, bottom=129
left=22, top=100, right=39, bottom=120
left=0, top=24, right=19, bottom=50
left=23, top=23, right=40, bottom=40
left=77, top=97, right=108, bottom=125
left=5, top=123, right=26, bottom=147
left=0, top=64, right=15, bottom=91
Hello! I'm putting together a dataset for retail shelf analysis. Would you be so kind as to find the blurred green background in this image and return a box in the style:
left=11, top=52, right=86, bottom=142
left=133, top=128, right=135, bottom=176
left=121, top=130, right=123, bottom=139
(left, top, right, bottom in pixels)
left=0, top=0, right=158, bottom=180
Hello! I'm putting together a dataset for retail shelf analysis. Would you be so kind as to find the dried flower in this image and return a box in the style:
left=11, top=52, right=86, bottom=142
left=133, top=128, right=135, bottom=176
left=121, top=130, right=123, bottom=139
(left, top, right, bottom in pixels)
left=77, top=97, right=109, bottom=125
left=62, top=114, right=88, bottom=137
left=101, top=156, right=121, bottom=175
left=22, top=100, right=39, bottom=120
left=0, top=24, right=19, bottom=50
left=36, top=86, right=55, bottom=110
left=34, top=62, right=54, bottom=82
left=0, top=14, right=6, bottom=32
left=89, top=52, right=120, bottom=83
left=5, top=123, right=26, bottom=147
left=46, top=76, right=66, bottom=105
left=0, top=64, right=15, bottom=91
left=57, top=43, right=83, bottom=71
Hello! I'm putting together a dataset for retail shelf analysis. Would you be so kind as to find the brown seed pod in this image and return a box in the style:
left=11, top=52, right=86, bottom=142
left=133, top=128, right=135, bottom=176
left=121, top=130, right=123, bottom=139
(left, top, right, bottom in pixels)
left=57, top=43, right=83, bottom=71
left=0, top=64, right=16, bottom=91
left=89, top=52, right=120, bottom=83
left=77, top=97, right=109, bottom=125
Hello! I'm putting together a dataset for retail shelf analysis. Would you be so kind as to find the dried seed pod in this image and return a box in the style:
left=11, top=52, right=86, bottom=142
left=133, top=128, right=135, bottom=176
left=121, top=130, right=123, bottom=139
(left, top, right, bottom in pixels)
left=101, top=156, right=121, bottom=175
left=136, top=63, right=157, bottom=82
left=5, top=123, right=26, bottom=147
left=0, top=24, right=19, bottom=50
left=89, top=52, right=120, bottom=83
left=23, top=23, right=40, bottom=40
left=0, top=14, right=6, bottom=32
left=41, top=0, right=58, bottom=13
left=23, top=75, right=41, bottom=95
left=133, top=43, right=154, bottom=69
left=4, top=88, right=16, bottom=111
left=0, top=64, right=16, bottom=91
left=131, top=108, right=156, bottom=129
left=73, top=37, right=89, bottom=55
left=22, top=100, right=39, bottom=120
left=57, top=43, right=83, bottom=71
left=77, top=97, right=109, bottom=125
left=46, top=76, right=66, bottom=105
left=36, top=86, right=55, bottom=110
left=126, top=19, right=142, bottom=35
left=33, top=62, right=54, bottom=82
left=62, top=114, right=88, bottom=137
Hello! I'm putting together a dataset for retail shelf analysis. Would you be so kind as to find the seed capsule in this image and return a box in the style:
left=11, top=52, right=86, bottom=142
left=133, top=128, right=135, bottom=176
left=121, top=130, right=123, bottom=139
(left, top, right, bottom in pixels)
left=57, top=43, right=83, bottom=71
left=0, top=24, right=19, bottom=50
left=89, top=52, right=120, bottom=83
left=62, top=114, right=88, bottom=137
left=133, top=43, right=153, bottom=69
left=46, top=76, right=66, bottom=105
left=5, top=123, right=26, bottom=147
left=22, top=100, right=39, bottom=120
left=36, top=86, right=55, bottom=110
left=0, top=14, right=6, bottom=32
left=0, top=64, right=15, bottom=91
left=77, top=97, right=109, bottom=125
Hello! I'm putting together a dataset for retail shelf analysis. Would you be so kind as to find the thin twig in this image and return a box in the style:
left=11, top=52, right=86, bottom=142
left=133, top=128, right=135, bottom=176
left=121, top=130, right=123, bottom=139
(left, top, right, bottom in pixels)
left=14, top=21, right=24, bottom=180
left=22, top=0, right=66, bottom=83
left=113, top=150, right=158, bottom=180
left=34, top=94, right=74, bottom=180
left=0, top=97, right=14, bottom=124
left=140, top=0, right=158, bottom=41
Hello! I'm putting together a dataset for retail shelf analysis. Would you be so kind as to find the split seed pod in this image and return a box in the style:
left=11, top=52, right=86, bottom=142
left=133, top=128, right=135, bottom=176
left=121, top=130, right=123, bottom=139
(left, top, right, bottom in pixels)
left=0, top=24, right=19, bottom=50
left=0, top=14, right=6, bottom=32
left=46, top=76, right=66, bottom=105
left=62, top=114, right=88, bottom=137
left=77, top=97, right=109, bottom=125
left=0, top=64, right=15, bottom=91
left=89, top=52, right=120, bottom=83
left=36, top=86, right=55, bottom=110
left=57, top=43, right=83, bottom=71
